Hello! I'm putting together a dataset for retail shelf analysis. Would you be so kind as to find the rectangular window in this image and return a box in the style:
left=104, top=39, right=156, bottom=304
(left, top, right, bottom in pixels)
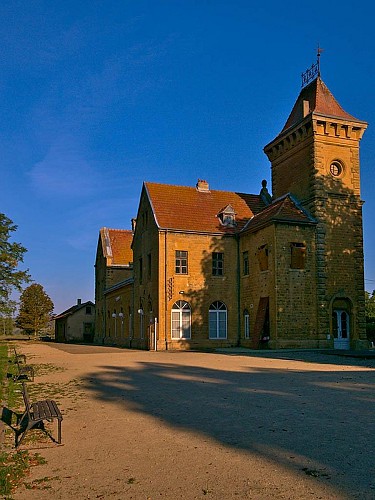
left=142, top=210, right=148, bottom=227
left=212, top=252, right=224, bottom=276
left=290, top=243, right=306, bottom=269
left=175, top=251, right=188, bottom=274
left=243, top=251, right=249, bottom=276
left=244, top=312, right=250, bottom=338
left=140, top=311, right=144, bottom=339
left=257, top=244, right=269, bottom=271
left=139, top=257, right=143, bottom=283
left=85, top=306, right=92, bottom=315
left=147, top=253, right=152, bottom=280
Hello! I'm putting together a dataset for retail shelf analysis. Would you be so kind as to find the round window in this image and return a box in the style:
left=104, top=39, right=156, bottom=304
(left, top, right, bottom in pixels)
left=330, top=161, right=343, bottom=177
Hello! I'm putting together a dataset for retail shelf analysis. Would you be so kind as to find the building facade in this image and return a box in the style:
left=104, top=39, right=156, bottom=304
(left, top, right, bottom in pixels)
left=55, top=299, right=95, bottom=343
left=94, top=73, right=368, bottom=351
left=94, top=227, right=133, bottom=343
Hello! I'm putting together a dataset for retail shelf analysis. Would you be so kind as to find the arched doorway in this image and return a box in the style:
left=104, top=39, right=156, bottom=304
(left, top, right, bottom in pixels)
left=332, top=298, right=351, bottom=350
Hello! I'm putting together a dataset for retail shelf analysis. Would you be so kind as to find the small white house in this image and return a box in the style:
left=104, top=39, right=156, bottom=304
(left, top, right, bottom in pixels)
left=55, top=299, right=95, bottom=343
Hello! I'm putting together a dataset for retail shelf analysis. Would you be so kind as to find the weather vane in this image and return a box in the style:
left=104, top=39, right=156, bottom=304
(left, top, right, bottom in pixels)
left=301, top=45, right=324, bottom=87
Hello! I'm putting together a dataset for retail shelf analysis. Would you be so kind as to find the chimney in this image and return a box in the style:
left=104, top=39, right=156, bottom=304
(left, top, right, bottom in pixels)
left=303, top=99, right=310, bottom=118
left=77, top=298, right=82, bottom=305
left=196, top=179, right=210, bottom=192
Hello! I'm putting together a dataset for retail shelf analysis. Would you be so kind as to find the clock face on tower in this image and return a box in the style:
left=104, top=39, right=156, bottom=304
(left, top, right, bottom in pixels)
left=329, top=160, right=343, bottom=177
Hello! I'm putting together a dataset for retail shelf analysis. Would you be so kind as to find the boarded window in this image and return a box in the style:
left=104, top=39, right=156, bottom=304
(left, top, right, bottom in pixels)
left=243, top=251, right=249, bottom=276
left=257, top=244, right=268, bottom=271
left=290, top=243, right=306, bottom=269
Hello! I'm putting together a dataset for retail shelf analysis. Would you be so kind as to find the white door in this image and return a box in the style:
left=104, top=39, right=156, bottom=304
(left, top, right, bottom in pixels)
left=171, top=301, right=191, bottom=339
left=332, top=310, right=350, bottom=350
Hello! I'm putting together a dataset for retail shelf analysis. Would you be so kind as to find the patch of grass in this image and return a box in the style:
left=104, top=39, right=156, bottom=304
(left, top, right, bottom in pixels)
left=27, top=379, right=85, bottom=404
left=202, top=483, right=212, bottom=495
left=0, top=450, right=46, bottom=496
left=33, top=364, right=65, bottom=377
left=301, top=467, right=331, bottom=479
left=0, top=344, right=9, bottom=402
left=24, top=475, right=60, bottom=490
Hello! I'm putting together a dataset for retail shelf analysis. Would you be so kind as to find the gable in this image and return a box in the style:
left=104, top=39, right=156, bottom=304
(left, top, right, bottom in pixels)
left=99, top=228, right=133, bottom=266
left=242, top=195, right=315, bottom=234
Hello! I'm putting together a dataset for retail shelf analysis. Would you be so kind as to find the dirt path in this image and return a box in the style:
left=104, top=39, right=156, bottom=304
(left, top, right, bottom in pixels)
left=8, top=342, right=375, bottom=499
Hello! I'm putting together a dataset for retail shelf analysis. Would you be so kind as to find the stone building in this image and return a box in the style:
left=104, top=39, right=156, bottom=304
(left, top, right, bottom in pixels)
left=94, top=71, right=368, bottom=351
left=95, top=227, right=133, bottom=342
left=55, top=299, right=95, bottom=343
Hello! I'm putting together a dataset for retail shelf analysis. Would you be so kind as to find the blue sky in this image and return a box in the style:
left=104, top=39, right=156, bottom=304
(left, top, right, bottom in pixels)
left=1, top=0, right=374, bottom=313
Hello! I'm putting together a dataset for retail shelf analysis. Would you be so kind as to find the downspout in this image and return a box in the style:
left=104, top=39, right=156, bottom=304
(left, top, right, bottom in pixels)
left=164, top=231, right=168, bottom=350
left=131, top=271, right=135, bottom=349
left=103, top=284, right=107, bottom=345
left=273, top=226, right=277, bottom=344
left=236, top=234, right=241, bottom=347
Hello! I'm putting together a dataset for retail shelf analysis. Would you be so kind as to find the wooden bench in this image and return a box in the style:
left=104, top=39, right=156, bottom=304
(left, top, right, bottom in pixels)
left=12, top=349, right=34, bottom=381
left=13, top=348, right=26, bottom=364
left=17, top=382, right=63, bottom=447
left=14, top=357, right=34, bottom=382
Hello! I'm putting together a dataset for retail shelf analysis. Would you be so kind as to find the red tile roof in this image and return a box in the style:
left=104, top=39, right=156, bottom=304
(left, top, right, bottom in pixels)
left=243, top=195, right=315, bottom=233
left=100, top=228, right=133, bottom=265
left=145, top=182, right=265, bottom=234
left=281, top=77, right=360, bottom=134
left=54, top=301, right=94, bottom=319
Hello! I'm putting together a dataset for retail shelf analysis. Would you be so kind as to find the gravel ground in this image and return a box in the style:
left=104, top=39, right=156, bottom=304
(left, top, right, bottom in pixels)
left=5, top=341, right=375, bottom=499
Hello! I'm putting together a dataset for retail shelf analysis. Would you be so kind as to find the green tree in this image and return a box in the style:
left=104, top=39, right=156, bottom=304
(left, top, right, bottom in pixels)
left=365, top=290, right=375, bottom=343
left=365, top=291, right=375, bottom=321
left=16, top=284, right=54, bottom=337
left=0, top=213, right=31, bottom=308
left=0, top=299, right=16, bottom=335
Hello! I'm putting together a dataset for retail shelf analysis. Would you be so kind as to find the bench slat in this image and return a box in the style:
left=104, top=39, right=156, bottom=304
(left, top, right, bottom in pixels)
left=31, top=400, right=62, bottom=421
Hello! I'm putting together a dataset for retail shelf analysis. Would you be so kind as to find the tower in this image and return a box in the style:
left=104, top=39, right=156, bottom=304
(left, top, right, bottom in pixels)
left=264, top=66, right=368, bottom=348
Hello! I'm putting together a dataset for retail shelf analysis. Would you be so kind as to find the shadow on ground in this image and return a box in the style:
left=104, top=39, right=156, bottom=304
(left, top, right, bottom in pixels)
left=80, top=357, right=375, bottom=499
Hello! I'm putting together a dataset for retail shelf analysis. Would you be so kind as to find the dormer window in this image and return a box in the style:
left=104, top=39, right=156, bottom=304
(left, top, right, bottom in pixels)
left=218, top=204, right=236, bottom=227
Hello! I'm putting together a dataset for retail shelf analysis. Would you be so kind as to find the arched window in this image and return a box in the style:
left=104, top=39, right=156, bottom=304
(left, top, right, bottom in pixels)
left=171, top=301, right=191, bottom=339
left=244, top=309, right=250, bottom=339
left=209, top=301, right=227, bottom=339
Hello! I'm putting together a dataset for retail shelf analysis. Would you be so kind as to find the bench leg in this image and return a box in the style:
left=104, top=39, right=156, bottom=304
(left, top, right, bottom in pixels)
left=57, top=419, right=62, bottom=444
left=16, top=422, right=31, bottom=448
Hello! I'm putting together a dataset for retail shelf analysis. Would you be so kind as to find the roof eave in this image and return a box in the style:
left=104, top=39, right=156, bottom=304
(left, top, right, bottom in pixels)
left=243, top=217, right=317, bottom=235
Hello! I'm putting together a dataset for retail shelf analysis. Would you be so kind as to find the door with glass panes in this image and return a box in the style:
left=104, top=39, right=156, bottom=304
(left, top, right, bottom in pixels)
left=332, top=310, right=350, bottom=349
left=171, top=301, right=191, bottom=339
